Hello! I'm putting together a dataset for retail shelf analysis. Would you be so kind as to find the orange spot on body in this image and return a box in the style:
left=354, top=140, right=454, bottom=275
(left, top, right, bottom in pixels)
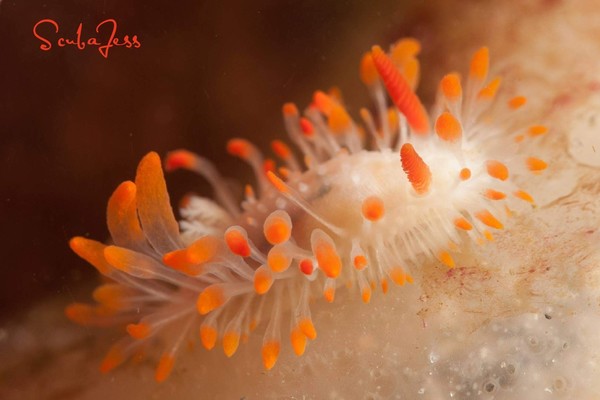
left=526, top=157, right=547, bottom=172
left=400, top=143, right=432, bottom=195
left=486, top=160, right=509, bottom=181
left=454, top=217, right=473, bottom=231
left=361, top=196, right=385, bottom=221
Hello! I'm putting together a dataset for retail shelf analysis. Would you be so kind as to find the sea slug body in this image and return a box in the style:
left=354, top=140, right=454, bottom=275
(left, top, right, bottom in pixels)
left=66, top=38, right=548, bottom=382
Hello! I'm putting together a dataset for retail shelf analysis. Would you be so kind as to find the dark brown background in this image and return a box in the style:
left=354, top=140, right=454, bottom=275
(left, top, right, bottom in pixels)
left=0, top=0, right=444, bottom=318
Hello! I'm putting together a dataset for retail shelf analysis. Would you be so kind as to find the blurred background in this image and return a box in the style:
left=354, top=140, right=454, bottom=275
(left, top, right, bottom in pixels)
left=0, top=0, right=467, bottom=319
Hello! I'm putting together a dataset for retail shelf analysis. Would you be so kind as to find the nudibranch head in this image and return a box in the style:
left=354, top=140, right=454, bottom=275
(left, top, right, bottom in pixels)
left=66, top=38, right=547, bottom=381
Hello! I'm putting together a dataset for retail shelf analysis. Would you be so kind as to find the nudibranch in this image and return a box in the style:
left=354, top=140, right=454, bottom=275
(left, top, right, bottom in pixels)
left=66, top=38, right=548, bottom=382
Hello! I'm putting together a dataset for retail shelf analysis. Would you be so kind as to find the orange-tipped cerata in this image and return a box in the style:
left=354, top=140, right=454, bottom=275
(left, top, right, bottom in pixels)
left=400, top=143, right=432, bottom=195
left=371, top=45, right=430, bottom=134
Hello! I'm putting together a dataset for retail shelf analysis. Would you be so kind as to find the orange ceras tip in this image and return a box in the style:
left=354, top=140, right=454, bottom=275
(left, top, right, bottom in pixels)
left=311, top=229, right=342, bottom=278
left=478, top=77, right=501, bottom=99
left=266, top=170, right=289, bottom=193
left=370, top=45, right=430, bottom=134
left=514, top=189, right=535, bottom=204
left=361, top=195, right=385, bottom=221
left=100, top=345, right=125, bottom=374
left=222, top=332, right=241, bottom=357
left=313, top=90, right=334, bottom=116
left=290, top=326, right=307, bottom=356
left=127, top=323, right=151, bottom=340
left=485, top=189, right=507, bottom=200
left=486, top=160, right=509, bottom=181
left=224, top=227, right=251, bottom=257
left=435, top=111, right=462, bottom=142
left=268, top=245, right=292, bottom=273
left=271, top=140, right=292, bottom=160
left=69, top=236, right=113, bottom=276
left=328, top=104, right=352, bottom=134
left=438, top=251, right=455, bottom=268
left=262, top=340, right=281, bottom=370
left=299, top=117, right=314, bottom=136
left=440, top=73, right=462, bottom=101
left=475, top=210, right=504, bottom=230
left=164, top=149, right=195, bottom=171
left=227, top=138, right=252, bottom=159
left=263, top=210, right=292, bottom=245
left=454, top=217, right=473, bottom=231
left=282, top=102, right=299, bottom=117
left=299, top=259, right=314, bottom=275
left=155, top=353, right=175, bottom=383
left=469, top=46, right=489, bottom=82
left=200, top=324, right=218, bottom=350
left=400, top=143, right=432, bottom=195
left=528, top=125, right=548, bottom=136
left=359, top=52, right=379, bottom=86
left=197, top=285, right=226, bottom=315
left=254, top=265, right=274, bottom=294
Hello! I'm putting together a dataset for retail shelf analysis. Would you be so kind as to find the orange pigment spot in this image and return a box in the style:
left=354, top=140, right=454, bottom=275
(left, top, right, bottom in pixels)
left=100, top=345, right=125, bottom=374
left=314, top=240, right=342, bottom=279
left=254, top=266, right=274, bottom=294
left=187, top=236, right=220, bottom=264
left=224, top=228, right=251, bottom=257
left=454, top=217, right=473, bottom=231
left=163, top=248, right=199, bottom=275
left=485, top=189, right=507, bottom=200
left=328, top=104, right=352, bottom=134
left=526, top=157, right=548, bottom=172
left=266, top=170, right=289, bottom=193
left=438, top=251, right=455, bottom=268
left=381, top=278, right=389, bottom=294
left=262, top=340, right=281, bottom=370
left=389, top=266, right=406, bottom=286
left=469, top=47, right=489, bottom=81
left=200, top=325, right=218, bottom=350
left=508, top=96, right=527, bottom=109
left=359, top=52, right=379, bottom=86
left=222, top=332, right=241, bottom=357
left=282, top=102, right=299, bottom=117
left=197, top=285, right=226, bottom=315
left=440, top=73, right=462, bottom=102
left=400, top=143, right=432, bottom=195
left=514, top=190, right=535, bottom=204
left=459, top=168, right=471, bottom=180
left=353, top=254, right=368, bottom=270
left=290, top=326, right=307, bottom=356
left=299, top=259, right=314, bottom=275
left=69, top=237, right=113, bottom=275
left=299, top=117, right=315, bottom=136
left=164, top=150, right=195, bottom=171
left=361, top=286, right=372, bottom=304
left=226, top=138, right=252, bottom=159
left=126, top=323, right=151, bottom=340
left=475, top=210, right=504, bottom=230
left=263, top=159, right=276, bottom=175
left=268, top=246, right=291, bottom=273
left=92, top=284, right=129, bottom=310
left=435, top=111, right=462, bottom=142
left=528, top=125, right=548, bottom=136
left=387, top=107, right=399, bottom=132
left=299, top=318, right=317, bottom=340
left=324, top=286, right=336, bottom=303
left=371, top=45, right=430, bottom=134
left=361, top=195, right=385, bottom=221
left=486, top=160, right=509, bottom=181
left=313, top=91, right=334, bottom=116
left=478, top=77, right=501, bottom=99
left=155, top=353, right=175, bottom=383
left=65, top=303, right=94, bottom=325
left=271, top=140, right=291, bottom=159
left=483, top=230, right=495, bottom=241
left=514, top=134, right=525, bottom=143
left=264, top=212, right=292, bottom=245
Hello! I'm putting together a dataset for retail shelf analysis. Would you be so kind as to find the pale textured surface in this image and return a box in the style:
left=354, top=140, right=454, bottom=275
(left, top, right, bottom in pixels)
left=3, top=1, right=600, bottom=399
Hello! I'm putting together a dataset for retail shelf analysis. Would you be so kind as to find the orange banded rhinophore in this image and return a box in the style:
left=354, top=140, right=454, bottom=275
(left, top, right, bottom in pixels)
left=67, top=38, right=548, bottom=382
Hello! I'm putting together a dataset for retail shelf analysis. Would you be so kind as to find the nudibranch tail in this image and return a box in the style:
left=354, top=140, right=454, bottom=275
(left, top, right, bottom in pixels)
left=67, top=38, right=548, bottom=382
